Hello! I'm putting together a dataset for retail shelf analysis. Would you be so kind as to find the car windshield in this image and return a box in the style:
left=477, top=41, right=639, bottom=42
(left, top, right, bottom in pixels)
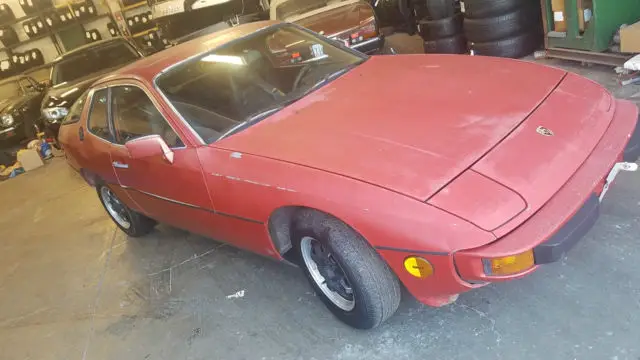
left=155, top=24, right=366, bottom=143
left=51, top=42, right=139, bottom=86
left=0, top=81, right=23, bottom=99
left=275, top=0, right=344, bottom=19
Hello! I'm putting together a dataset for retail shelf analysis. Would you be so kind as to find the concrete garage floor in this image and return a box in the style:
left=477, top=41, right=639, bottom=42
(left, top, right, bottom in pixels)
left=2, top=35, right=640, bottom=360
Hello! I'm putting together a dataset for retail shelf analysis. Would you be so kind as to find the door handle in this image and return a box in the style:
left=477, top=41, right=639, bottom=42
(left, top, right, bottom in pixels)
left=112, top=161, right=129, bottom=169
left=78, top=127, right=84, bottom=141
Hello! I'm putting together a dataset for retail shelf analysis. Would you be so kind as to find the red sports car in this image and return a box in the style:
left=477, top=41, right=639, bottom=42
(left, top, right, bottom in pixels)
left=59, top=20, right=640, bottom=329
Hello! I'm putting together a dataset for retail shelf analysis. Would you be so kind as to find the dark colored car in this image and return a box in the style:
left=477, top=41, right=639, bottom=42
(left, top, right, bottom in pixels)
left=0, top=75, right=46, bottom=148
left=40, top=38, right=142, bottom=142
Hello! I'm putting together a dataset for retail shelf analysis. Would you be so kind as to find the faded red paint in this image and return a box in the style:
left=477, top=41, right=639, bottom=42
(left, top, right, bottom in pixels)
left=58, top=21, right=639, bottom=307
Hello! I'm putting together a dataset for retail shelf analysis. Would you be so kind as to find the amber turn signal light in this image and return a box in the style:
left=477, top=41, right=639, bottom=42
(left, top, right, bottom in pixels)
left=404, top=256, right=434, bottom=278
left=483, top=250, right=535, bottom=276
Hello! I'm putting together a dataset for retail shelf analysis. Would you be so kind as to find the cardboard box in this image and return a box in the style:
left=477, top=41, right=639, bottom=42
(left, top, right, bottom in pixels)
left=16, top=149, right=43, bottom=171
left=551, top=0, right=566, bottom=32
left=621, top=21, right=640, bottom=53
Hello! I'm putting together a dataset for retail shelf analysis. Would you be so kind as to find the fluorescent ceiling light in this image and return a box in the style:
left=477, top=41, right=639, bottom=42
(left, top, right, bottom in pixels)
left=200, top=54, right=245, bottom=65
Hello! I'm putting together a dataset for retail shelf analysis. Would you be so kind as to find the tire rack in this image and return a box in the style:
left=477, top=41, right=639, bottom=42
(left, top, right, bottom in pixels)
left=0, top=0, right=119, bottom=77
left=117, top=0, right=169, bottom=54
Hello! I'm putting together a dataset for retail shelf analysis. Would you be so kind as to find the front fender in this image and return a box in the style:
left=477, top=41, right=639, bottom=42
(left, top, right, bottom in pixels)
left=199, top=148, right=495, bottom=254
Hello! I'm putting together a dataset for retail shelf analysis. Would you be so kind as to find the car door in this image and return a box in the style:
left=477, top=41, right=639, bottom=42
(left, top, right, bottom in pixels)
left=79, top=87, right=137, bottom=209
left=107, top=82, right=218, bottom=237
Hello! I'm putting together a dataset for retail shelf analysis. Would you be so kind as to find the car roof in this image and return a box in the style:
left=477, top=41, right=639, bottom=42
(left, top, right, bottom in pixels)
left=53, top=38, right=132, bottom=61
left=95, top=20, right=280, bottom=86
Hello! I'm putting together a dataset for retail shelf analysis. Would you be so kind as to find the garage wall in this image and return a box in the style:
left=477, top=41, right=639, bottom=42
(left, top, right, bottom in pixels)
left=0, top=0, right=58, bottom=62
left=0, top=0, right=113, bottom=63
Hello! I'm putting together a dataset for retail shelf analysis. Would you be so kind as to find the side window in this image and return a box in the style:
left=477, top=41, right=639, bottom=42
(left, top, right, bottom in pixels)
left=111, top=86, right=184, bottom=148
left=87, top=89, right=112, bottom=141
left=61, top=91, right=89, bottom=125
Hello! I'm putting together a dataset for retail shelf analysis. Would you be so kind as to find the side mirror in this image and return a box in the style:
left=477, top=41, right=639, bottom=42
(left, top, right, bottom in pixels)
left=125, top=135, right=174, bottom=164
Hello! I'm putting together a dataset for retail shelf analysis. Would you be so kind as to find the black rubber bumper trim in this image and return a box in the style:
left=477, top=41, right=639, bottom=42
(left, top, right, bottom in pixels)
left=352, top=36, right=385, bottom=54
left=623, top=117, right=640, bottom=162
left=533, top=193, right=600, bottom=264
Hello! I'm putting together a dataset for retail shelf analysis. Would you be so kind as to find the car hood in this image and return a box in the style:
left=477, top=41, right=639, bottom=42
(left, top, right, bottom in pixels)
left=289, top=0, right=375, bottom=36
left=0, top=92, right=40, bottom=115
left=0, top=95, right=24, bottom=114
left=215, top=55, right=567, bottom=200
left=42, top=68, right=116, bottom=109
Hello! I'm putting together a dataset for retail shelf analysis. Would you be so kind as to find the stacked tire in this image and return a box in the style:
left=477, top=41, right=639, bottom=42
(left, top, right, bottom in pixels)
left=0, top=26, right=19, bottom=47
left=106, top=22, right=118, bottom=37
left=414, top=0, right=467, bottom=54
left=0, top=3, right=15, bottom=23
left=463, top=0, right=542, bottom=58
left=126, top=12, right=154, bottom=34
left=22, top=17, right=46, bottom=38
left=84, top=29, right=101, bottom=43
left=72, top=2, right=97, bottom=20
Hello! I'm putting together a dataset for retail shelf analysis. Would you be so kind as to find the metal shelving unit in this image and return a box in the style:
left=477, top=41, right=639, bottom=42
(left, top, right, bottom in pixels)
left=0, top=2, right=116, bottom=55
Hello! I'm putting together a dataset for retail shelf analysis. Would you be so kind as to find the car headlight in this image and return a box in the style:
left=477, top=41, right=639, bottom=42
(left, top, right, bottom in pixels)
left=42, top=107, right=69, bottom=122
left=1, top=114, right=14, bottom=127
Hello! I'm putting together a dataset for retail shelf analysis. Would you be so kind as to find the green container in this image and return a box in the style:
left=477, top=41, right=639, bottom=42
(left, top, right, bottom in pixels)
left=546, top=0, right=640, bottom=52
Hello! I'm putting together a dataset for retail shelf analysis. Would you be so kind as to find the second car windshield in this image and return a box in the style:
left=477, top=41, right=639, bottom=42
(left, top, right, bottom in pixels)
left=155, top=24, right=366, bottom=143
left=51, top=42, right=139, bottom=86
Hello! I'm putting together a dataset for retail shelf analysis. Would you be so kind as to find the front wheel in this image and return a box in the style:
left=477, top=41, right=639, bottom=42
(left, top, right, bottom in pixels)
left=293, top=211, right=401, bottom=329
left=97, top=184, right=156, bottom=237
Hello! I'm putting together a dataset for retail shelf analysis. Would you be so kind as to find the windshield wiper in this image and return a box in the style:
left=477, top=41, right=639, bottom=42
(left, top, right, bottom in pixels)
left=300, top=61, right=363, bottom=98
left=218, top=99, right=297, bottom=140
left=218, top=61, right=364, bottom=141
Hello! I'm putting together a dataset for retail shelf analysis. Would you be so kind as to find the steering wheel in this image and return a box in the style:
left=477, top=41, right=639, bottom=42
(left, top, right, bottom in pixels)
left=292, top=63, right=313, bottom=92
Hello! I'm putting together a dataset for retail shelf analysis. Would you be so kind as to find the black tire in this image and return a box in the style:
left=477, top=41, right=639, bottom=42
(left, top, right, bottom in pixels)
left=417, top=13, right=462, bottom=40
left=293, top=210, right=401, bottom=329
left=423, top=33, right=468, bottom=53
left=96, top=184, right=156, bottom=237
left=470, top=30, right=541, bottom=58
left=412, top=0, right=457, bottom=20
left=462, top=0, right=534, bottom=19
left=463, top=3, right=541, bottom=42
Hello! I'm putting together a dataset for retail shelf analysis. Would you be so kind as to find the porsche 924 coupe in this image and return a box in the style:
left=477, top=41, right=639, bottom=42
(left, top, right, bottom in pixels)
left=58, top=21, right=640, bottom=329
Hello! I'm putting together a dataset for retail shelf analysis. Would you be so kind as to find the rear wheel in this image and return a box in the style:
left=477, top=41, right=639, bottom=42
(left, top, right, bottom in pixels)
left=293, top=210, right=401, bottom=329
left=97, top=184, right=156, bottom=237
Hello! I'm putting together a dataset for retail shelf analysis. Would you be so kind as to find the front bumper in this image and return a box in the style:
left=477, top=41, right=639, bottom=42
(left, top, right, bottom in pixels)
left=378, top=100, right=639, bottom=306
left=455, top=100, right=639, bottom=282
left=351, top=36, right=385, bottom=54
left=0, top=123, right=25, bottom=146
left=623, top=116, right=640, bottom=162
